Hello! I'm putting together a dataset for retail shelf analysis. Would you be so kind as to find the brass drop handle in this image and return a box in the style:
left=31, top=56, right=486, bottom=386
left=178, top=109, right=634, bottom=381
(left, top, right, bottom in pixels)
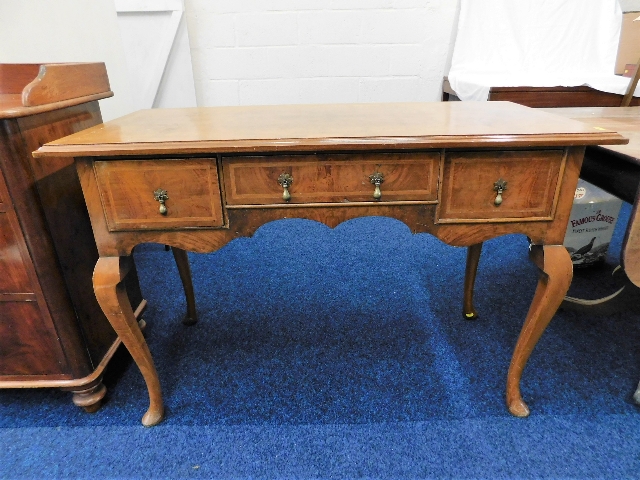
left=369, top=171, right=385, bottom=200
left=278, top=173, right=293, bottom=202
left=493, top=179, right=507, bottom=206
left=153, top=188, right=169, bottom=215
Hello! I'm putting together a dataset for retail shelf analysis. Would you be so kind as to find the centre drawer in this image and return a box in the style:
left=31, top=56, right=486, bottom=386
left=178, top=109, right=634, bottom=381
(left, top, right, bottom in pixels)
left=94, top=159, right=224, bottom=231
left=222, top=153, right=440, bottom=206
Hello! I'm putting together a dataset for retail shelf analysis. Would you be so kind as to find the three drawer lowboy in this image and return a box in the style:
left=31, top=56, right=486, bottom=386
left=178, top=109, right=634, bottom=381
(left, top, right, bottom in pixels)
left=35, top=102, right=627, bottom=426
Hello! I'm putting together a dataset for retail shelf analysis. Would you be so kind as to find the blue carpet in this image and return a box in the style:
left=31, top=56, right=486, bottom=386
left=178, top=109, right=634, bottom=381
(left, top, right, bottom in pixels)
left=2, top=204, right=640, bottom=478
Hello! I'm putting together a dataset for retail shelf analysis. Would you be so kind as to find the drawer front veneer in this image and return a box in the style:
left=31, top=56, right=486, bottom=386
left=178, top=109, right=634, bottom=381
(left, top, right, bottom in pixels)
left=95, top=159, right=224, bottom=231
left=437, top=149, right=565, bottom=223
left=0, top=302, right=67, bottom=376
left=0, top=212, right=33, bottom=294
left=222, top=153, right=440, bottom=206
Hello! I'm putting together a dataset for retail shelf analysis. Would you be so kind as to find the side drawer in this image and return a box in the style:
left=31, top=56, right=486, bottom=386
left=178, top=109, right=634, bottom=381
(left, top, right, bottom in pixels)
left=437, top=149, right=565, bottom=223
left=222, top=152, right=440, bottom=206
left=94, top=159, right=224, bottom=231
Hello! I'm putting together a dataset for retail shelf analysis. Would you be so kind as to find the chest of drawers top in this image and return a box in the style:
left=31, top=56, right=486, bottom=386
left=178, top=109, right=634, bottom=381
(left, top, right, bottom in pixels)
left=34, top=102, right=626, bottom=158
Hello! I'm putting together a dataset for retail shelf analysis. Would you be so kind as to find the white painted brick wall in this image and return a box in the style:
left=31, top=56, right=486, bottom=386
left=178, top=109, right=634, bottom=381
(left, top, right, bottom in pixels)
left=185, top=0, right=460, bottom=106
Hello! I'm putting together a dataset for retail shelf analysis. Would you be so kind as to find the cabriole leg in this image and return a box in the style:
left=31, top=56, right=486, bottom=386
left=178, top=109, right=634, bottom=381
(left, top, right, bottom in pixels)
left=463, top=242, right=483, bottom=320
left=506, top=244, right=572, bottom=417
left=93, top=256, right=164, bottom=426
left=171, top=247, right=198, bottom=325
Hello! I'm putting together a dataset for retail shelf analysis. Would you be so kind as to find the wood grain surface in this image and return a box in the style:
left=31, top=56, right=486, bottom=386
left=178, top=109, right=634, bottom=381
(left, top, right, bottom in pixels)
left=21, top=63, right=111, bottom=107
left=541, top=106, right=640, bottom=160
left=36, top=102, right=627, bottom=157
left=0, top=63, right=113, bottom=119
left=223, top=152, right=439, bottom=205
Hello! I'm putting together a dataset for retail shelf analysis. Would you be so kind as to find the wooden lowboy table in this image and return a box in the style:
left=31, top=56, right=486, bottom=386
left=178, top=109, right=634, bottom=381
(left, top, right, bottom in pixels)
left=34, top=102, right=626, bottom=426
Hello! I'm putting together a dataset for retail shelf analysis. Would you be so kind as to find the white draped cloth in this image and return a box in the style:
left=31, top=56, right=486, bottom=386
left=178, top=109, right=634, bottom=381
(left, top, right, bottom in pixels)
left=447, top=0, right=640, bottom=101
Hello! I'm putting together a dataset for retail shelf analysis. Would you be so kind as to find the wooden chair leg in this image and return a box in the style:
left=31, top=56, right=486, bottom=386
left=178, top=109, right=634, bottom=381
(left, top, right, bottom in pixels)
left=506, top=244, right=573, bottom=417
left=463, top=242, right=483, bottom=320
left=171, top=247, right=198, bottom=325
left=93, top=256, right=164, bottom=427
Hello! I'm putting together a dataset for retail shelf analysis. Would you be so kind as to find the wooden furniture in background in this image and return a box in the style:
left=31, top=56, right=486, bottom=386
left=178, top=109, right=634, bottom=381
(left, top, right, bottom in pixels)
left=615, top=11, right=640, bottom=75
left=543, top=107, right=640, bottom=292
left=0, top=63, right=145, bottom=412
left=442, top=78, right=640, bottom=108
left=621, top=57, right=640, bottom=107
left=542, top=106, right=640, bottom=401
left=35, top=102, right=626, bottom=426
left=445, top=67, right=640, bottom=313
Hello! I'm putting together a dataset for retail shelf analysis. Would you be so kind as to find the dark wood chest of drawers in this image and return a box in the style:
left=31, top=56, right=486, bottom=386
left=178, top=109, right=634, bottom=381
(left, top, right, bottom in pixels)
left=0, top=63, right=143, bottom=411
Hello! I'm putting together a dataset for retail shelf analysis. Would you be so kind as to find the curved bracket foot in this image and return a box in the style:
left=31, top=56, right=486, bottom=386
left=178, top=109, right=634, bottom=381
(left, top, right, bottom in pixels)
left=67, top=381, right=107, bottom=413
